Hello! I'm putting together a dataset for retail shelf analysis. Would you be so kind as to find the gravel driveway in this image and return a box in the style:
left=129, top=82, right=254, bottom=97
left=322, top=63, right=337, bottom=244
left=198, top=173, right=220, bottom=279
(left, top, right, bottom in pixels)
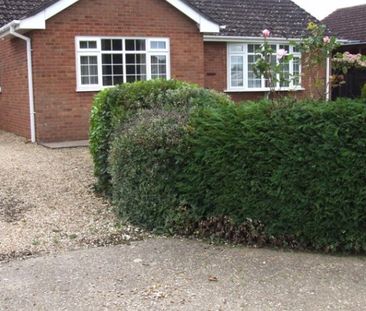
left=0, top=131, right=142, bottom=261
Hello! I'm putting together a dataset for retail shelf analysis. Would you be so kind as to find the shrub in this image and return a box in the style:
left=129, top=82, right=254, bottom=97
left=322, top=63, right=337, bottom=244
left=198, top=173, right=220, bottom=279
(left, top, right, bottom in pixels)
left=110, top=109, right=187, bottom=231
left=108, top=87, right=232, bottom=230
left=90, top=79, right=196, bottom=194
left=178, top=98, right=366, bottom=252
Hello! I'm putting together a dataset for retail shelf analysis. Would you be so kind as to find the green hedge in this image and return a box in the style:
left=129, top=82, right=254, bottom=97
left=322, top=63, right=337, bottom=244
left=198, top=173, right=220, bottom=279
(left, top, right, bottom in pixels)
left=93, top=79, right=366, bottom=253
left=109, top=96, right=366, bottom=253
left=178, top=98, right=366, bottom=252
left=90, top=79, right=231, bottom=194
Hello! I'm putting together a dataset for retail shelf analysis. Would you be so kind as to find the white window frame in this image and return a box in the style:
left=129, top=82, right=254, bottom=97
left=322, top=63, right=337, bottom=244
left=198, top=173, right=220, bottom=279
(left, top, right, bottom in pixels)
left=75, top=36, right=171, bottom=92
left=226, top=42, right=303, bottom=92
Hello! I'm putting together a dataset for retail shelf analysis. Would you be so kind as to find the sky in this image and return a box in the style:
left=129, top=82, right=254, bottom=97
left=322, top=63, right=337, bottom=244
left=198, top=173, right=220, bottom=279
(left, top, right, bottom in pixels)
left=292, top=0, right=366, bottom=20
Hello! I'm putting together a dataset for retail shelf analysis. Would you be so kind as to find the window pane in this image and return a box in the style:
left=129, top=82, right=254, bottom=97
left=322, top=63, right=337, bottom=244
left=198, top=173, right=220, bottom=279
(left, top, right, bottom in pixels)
left=126, top=65, right=135, bottom=75
left=125, top=39, right=146, bottom=51
left=89, top=41, right=97, bottom=49
left=89, top=57, right=97, bottom=65
left=102, top=53, right=124, bottom=86
left=90, top=76, right=98, bottom=84
left=248, top=44, right=261, bottom=53
left=80, top=56, right=88, bottom=65
left=114, top=76, right=124, bottom=84
left=230, top=55, right=243, bottom=87
left=80, top=56, right=98, bottom=85
left=150, top=41, right=167, bottom=50
left=248, top=54, right=261, bottom=88
left=81, top=77, right=89, bottom=85
left=113, top=65, right=123, bottom=75
left=79, top=41, right=97, bottom=49
left=81, top=65, right=89, bottom=75
left=125, top=54, right=134, bottom=63
left=280, top=62, right=290, bottom=87
left=101, top=39, right=112, bottom=51
left=229, top=44, right=244, bottom=52
left=292, top=46, right=300, bottom=53
left=102, top=65, right=112, bottom=75
left=113, top=54, right=123, bottom=64
left=151, top=55, right=167, bottom=79
left=90, top=65, right=98, bottom=75
left=126, top=52, right=147, bottom=82
left=293, top=57, right=301, bottom=86
left=112, top=39, right=123, bottom=51
left=103, top=76, right=113, bottom=86
left=80, top=41, right=88, bottom=49
left=102, top=54, right=112, bottom=64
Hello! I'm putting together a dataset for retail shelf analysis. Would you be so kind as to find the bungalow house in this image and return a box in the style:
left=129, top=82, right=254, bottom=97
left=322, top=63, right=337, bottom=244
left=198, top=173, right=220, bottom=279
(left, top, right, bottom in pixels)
left=322, top=4, right=366, bottom=99
left=0, top=0, right=319, bottom=143
left=322, top=4, right=366, bottom=55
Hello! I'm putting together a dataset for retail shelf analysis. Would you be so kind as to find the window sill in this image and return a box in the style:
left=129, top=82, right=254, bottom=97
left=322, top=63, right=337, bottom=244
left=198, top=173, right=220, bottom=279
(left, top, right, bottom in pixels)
left=225, top=87, right=305, bottom=93
left=76, top=86, right=111, bottom=92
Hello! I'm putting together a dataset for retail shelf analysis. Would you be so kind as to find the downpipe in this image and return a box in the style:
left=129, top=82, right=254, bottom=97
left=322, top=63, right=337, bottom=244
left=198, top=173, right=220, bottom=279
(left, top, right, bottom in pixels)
left=9, top=26, right=36, bottom=143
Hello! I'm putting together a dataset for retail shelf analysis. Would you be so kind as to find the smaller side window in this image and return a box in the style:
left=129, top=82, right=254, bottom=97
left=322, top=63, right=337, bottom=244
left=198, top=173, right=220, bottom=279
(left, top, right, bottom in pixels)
left=79, top=55, right=99, bottom=86
left=151, top=55, right=167, bottom=79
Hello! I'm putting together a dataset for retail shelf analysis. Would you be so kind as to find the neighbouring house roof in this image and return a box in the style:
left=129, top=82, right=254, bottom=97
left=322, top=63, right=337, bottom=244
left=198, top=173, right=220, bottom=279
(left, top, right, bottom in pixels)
left=0, top=0, right=318, bottom=38
left=322, top=4, right=366, bottom=42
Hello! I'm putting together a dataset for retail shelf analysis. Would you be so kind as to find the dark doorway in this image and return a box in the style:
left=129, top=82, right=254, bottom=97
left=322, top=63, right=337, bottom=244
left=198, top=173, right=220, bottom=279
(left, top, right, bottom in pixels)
left=332, top=68, right=366, bottom=100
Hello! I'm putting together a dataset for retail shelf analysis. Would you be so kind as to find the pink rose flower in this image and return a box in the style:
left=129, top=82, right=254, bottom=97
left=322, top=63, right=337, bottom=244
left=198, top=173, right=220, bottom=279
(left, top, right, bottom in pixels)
left=277, top=49, right=288, bottom=60
left=323, top=36, right=331, bottom=44
left=262, top=29, right=271, bottom=38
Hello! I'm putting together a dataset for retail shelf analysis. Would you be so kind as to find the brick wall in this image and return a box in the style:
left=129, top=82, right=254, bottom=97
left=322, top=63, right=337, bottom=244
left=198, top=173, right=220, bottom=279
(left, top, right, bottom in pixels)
left=29, top=0, right=205, bottom=142
left=0, top=37, right=30, bottom=138
left=204, top=42, right=326, bottom=101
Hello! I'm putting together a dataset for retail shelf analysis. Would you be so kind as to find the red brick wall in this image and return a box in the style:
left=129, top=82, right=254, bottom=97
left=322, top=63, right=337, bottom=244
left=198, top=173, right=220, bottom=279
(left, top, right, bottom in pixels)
left=29, top=0, right=205, bottom=142
left=204, top=42, right=325, bottom=101
left=0, top=37, right=30, bottom=138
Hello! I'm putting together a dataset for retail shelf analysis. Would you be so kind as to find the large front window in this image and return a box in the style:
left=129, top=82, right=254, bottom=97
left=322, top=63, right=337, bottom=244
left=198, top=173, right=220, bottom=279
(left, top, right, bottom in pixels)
left=76, top=37, right=170, bottom=91
left=228, top=43, right=302, bottom=91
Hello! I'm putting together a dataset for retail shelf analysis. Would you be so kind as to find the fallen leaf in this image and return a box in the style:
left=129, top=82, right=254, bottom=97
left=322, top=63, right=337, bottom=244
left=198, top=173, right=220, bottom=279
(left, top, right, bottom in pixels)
left=208, top=276, right=218, bottom=282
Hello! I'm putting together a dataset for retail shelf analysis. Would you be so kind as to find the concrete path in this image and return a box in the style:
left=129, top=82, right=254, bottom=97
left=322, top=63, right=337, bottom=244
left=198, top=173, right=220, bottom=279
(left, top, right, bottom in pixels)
left=1, top=238, right=365, bottom=311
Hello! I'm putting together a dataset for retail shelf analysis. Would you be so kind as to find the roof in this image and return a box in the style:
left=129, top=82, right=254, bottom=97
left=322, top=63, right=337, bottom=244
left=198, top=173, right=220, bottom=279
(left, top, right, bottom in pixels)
left=322, top=4, right=366, bottom=42
left=0, top=0, right=318, bottom=38
left=0, top=0, right=56, bottom=26
left=185, top=0, right=318, bottom=38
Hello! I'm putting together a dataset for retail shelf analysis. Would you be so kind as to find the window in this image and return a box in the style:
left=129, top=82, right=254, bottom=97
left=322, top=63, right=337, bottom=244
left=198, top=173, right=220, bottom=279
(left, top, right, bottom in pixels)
left=76, top=37, right=170, bottom=91
left=228, top=43, right=302, bottom=91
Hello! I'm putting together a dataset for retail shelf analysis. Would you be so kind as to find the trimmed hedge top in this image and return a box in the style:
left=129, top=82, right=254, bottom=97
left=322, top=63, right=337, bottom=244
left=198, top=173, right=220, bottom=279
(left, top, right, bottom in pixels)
left=89, top=79, right=231, bottom=194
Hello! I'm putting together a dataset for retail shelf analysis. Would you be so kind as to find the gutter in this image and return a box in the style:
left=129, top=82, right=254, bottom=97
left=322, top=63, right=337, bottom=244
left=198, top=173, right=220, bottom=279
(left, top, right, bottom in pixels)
left=9, top=25, right=36, bottom=143
left=204, top=35, right=303, bottom=43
